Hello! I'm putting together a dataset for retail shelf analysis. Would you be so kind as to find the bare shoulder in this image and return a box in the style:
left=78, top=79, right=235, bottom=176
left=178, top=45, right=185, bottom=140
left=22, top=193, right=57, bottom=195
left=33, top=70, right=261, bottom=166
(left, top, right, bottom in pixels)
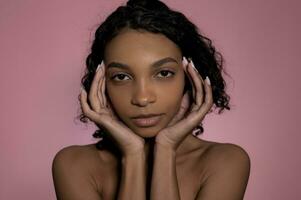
left=194, top=141, right=251, bottom=199
left=53, top=145, right=85, bottom=161
left=52, top=144, right=100, bottom=180
left=52, top=144, right=106, bottom=199
left=204, top=142, right=251, bottom=168
left=181, top=136, right=250, bottom=174
left=52, top=143, right=113, bottom=177
left=52, top=144, right=100, bottom=169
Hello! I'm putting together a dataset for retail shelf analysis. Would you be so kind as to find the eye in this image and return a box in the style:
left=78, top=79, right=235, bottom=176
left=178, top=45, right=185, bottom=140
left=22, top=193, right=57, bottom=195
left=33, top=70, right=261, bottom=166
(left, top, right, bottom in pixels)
left=111, top=73, right=130, bottom=81
left=157, top=70, right=175, bottom=78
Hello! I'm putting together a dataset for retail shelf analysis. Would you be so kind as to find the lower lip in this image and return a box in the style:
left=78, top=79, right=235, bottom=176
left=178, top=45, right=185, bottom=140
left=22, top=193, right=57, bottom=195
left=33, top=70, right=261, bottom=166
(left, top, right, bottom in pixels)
left=131, top=115, right=163, bottom=127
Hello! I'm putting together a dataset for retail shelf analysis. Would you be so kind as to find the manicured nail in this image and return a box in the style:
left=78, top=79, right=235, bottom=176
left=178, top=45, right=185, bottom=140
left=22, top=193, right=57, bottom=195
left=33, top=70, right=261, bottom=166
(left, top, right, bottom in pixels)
left=182, top=56, right=188, bottom=67
left=190, top=59, right=198, bottom=71
left=96, top=64, right=101, bottom=72
left=205, top=76, right=211, bottom=85
left=97, top=60, right=105, bottom=72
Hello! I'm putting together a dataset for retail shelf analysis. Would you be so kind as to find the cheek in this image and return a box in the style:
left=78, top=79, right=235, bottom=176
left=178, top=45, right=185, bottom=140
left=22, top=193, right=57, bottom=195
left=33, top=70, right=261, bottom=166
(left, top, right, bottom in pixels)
left=106, top=84, right=131, bottom=117
left=159, top=85, right=183, bottom=115
left=158, top=76, right=185, bottom=117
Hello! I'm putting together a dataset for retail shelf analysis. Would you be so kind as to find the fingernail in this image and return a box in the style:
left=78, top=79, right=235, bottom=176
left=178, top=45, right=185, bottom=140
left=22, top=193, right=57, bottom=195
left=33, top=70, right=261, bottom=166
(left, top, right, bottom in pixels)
left=205, top=76, right=211, bottom=85
left=100, top=60, right=105, bottom=67
left=96, top=64, right=101, bottom=72
left=182, top=56, right=188, bottom=68
left=97, top=60, right=105, bottom=72
left=190, top=59, right=198, bottom=71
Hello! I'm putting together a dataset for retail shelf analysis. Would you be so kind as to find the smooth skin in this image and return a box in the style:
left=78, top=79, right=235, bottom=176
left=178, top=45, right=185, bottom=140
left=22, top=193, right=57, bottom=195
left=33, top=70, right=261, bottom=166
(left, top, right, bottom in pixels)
left=52, top=29, right=251, bottom=200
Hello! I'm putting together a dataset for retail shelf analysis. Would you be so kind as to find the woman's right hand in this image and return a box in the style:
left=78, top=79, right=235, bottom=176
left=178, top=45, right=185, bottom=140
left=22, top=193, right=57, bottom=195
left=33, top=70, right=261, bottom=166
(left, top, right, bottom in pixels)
left=80, top=61, right=145, bottom=156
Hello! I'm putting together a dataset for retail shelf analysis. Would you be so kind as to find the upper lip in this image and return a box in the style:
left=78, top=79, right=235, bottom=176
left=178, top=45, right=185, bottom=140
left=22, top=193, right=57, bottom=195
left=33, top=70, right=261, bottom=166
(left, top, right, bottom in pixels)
left=131, top=113, right=163, bottom=119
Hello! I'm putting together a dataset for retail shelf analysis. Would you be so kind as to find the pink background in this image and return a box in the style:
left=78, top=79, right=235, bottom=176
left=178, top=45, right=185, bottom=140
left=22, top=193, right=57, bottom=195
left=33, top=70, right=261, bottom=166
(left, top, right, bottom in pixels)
left=0, top=0, right=300, bottom=199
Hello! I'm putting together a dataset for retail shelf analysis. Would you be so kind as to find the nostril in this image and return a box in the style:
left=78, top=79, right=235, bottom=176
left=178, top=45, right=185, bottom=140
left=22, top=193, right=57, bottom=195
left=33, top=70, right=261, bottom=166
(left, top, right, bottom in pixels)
left=131, top=92, right=156, bottom=107
left=131, top=96, right=150, bottom=107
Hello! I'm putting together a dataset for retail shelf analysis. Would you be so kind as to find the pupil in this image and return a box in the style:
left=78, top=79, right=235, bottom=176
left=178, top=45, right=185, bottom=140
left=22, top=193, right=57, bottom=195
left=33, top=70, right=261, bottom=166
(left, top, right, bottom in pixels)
left=161, top=71, right=168, bottom=76
left=118, top=74, right=125, bottom=79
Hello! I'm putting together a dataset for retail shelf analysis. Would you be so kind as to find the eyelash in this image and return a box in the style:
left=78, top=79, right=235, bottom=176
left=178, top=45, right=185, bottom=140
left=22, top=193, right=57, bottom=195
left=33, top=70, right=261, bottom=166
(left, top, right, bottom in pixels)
left=110, top=70, right=175, bottom=81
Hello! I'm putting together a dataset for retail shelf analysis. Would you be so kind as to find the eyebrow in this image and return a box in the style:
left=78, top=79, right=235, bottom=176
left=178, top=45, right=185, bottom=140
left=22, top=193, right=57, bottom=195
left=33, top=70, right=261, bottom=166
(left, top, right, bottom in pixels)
left=106, top=57, right=178, bottom=70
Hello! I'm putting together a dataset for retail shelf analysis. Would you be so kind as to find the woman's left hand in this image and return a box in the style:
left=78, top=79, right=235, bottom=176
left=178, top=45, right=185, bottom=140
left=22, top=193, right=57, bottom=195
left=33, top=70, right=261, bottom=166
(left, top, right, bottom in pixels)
left=155, top=57, right=213, bottom=151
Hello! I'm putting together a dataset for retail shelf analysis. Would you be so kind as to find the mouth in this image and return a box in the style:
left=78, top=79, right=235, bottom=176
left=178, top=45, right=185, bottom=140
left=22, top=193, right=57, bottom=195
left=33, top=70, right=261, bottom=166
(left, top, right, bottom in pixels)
left=131, top=114, right=164, bottom=128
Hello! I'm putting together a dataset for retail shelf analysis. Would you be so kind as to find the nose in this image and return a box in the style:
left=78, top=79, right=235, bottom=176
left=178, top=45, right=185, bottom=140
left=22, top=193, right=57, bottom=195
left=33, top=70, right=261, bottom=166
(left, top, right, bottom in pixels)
left=131, top=81, right=156, bottom=107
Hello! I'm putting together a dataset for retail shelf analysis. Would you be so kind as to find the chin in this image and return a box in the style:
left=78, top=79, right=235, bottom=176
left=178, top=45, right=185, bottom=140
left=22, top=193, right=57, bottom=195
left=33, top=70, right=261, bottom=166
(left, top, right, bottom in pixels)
left=131, top=126, right=162, bottom=138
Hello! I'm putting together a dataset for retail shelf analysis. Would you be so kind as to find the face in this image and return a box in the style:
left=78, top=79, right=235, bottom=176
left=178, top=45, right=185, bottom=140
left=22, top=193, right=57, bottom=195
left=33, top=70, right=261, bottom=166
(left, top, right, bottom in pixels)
left=104, top=28, right=185, bottom=138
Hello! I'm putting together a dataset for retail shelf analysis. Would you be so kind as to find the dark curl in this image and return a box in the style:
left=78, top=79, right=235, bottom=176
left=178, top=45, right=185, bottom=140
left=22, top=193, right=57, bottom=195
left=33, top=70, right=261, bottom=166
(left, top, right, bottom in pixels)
left=76, top=0, right=231, bottom=149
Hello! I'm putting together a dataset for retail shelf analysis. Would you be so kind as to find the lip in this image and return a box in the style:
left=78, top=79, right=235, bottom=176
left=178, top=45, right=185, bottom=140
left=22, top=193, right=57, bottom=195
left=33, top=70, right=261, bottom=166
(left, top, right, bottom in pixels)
left=131, top=114, right=163, bottom=127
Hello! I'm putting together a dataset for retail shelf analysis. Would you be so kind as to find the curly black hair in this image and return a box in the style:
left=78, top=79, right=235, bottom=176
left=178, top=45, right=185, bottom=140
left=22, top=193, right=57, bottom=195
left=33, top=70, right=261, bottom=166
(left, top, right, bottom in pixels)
left=76, top=0, right=231, bottom=150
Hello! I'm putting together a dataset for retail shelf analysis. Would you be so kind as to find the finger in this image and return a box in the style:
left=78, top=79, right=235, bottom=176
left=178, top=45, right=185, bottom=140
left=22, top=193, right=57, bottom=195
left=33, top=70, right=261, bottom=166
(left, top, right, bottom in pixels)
left=97, top=62, right=106, bottom=108
left=198, top=76, right=213, bottom=115
left=188, top=59, right=204, bottom=107
left=89, top=61, right=104, bottom=113
left=182, top=56, right=189, bottom=73
left=167, top=91, right=190, bottom=126
left=171, top=77, right=212, bottom=136
left=80, top=87, right=103, bottom=123
left=82, top=87, right=122, bottom=136
left=101, top=70, right=107, bottom=106
left=183, top=57, right=195, bottom=101
left=157, top=111, right=201, bottom=149
left=97, top=74, right=104, bottom=108
left=82, top=87, right=118, bottom=129
left=99, top=75, right=106, bottom=108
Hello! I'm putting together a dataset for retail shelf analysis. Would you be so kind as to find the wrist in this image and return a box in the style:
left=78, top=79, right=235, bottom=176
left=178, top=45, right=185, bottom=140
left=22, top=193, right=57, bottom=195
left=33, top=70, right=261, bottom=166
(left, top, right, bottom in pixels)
left=154, top=142, right=177, bottom=156
left=122, top=148, right=146, bottom=160
left=155, top=134, right=178, bottom=151
left=122, top=142, right=145, bottom=157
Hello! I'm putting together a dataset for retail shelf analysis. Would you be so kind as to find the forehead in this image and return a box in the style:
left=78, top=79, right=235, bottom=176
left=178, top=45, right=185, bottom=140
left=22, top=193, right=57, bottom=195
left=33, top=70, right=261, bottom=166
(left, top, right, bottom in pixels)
left=104, top=29, right=182, bottom=63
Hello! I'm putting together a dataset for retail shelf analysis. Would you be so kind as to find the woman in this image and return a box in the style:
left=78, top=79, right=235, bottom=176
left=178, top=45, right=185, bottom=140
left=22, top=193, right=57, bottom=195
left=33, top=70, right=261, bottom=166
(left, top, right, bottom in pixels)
left=52, top=0, right=251, bottom=199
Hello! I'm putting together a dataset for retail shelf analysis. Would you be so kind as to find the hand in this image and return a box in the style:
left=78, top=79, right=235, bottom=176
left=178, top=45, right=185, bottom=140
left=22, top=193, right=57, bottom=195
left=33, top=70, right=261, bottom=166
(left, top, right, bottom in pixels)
left=155, top=57, right=213, bottom=151
left=80, top=61, right=145, bottom=156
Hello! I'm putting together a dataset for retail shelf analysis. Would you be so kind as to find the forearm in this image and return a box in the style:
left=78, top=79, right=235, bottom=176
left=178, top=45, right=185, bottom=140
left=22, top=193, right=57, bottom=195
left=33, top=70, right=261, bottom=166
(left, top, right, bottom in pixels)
left=117, top=151, right=147, bottom=200
left=150, top=143, right=180, bottom=200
